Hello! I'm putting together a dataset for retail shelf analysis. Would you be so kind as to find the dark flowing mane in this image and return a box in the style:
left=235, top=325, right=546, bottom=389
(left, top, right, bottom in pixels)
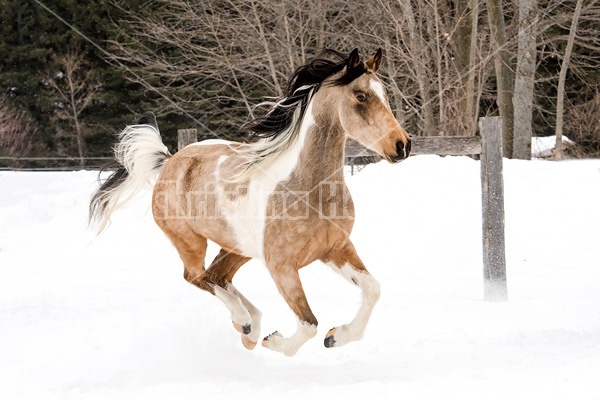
left=244, top=49, right=368, bottom=141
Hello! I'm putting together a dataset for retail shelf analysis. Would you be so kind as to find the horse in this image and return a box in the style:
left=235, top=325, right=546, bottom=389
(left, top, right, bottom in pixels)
left=89, top=48, right=411, bottom=356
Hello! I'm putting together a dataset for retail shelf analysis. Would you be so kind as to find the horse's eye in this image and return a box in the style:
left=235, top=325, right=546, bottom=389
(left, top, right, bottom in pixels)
left=355, top=92, right=367, bottom=103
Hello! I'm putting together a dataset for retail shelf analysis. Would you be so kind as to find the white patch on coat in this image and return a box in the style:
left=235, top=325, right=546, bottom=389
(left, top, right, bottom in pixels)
left=370, top=79, right=387, bottom=104
left=216, top=101, right=316, bottom=261
left=263, top=319, right=318, bottom=357
left=188, top=139, right=234, bottom=147
left=326, top=262, right=381, bottom=346
left=213, top=284, right=252, bottom=327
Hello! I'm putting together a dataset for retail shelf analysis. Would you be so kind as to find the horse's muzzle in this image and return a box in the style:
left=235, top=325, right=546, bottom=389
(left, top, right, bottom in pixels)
left=389, top=138, right=411, bottom=163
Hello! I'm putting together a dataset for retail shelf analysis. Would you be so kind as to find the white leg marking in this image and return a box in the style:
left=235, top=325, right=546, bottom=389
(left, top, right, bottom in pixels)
left=262, top=319, right=318, bottom=357
left=327, top=263, right=381, bottom=347
left=213, top=285, right=252, bottom=328
left=228, top=285, right=262, bottom=344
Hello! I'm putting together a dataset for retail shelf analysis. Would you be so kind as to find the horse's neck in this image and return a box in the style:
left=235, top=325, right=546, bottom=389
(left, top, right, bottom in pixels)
left=260, top=96, right=346, bottom=190
left=294, top=113, right=347, bottom=185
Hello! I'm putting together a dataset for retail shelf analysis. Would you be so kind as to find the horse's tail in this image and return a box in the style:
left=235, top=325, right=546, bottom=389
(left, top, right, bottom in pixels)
left=89, top=112, right=171, bottom=233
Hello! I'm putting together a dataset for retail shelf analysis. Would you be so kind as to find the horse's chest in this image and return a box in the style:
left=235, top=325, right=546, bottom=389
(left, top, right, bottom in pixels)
left=217, top=180, right=271, bottom=260
left=218, top=181, right=353, bottom=262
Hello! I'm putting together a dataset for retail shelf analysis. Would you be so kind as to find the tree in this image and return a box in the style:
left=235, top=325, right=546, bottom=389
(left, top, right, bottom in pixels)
left=513, top=0, right=538, bottom=160
left=109, top=0, right=361, bottom=138
left=0, top=0, right=152, bottom=162
left=486, top=0, right=516, bottom=157
left=47, top=46, right=101, bottom=166
left=2, top=0, right=598, bottom=162
left=536, top=0, right=600, bottom=153
left=351, top=0, right=494, bottom=137
left=554, top=0, right=584, bottom=158
left=0, top=94, right=35, bottom=157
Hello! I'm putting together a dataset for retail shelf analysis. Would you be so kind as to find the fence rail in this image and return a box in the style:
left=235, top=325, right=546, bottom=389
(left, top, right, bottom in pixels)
left=345, top=136, right=482, bottom=159
left=0, top=157, right=112, bottom=171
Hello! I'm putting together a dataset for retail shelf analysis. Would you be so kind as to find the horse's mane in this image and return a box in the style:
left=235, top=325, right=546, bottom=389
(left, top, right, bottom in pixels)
left=245, top=49, right=367, bottom=141
left=232, top=49, right=368, bottom=180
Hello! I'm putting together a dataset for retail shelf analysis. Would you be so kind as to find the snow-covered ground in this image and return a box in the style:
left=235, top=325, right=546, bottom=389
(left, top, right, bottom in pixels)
left=531, top=135, right=575, bottom=158
left=1, top=155, right=599, bottom=399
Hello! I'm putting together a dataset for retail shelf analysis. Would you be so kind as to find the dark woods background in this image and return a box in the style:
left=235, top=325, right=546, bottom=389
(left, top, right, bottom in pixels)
left=1, top=0, right=599, bottom=168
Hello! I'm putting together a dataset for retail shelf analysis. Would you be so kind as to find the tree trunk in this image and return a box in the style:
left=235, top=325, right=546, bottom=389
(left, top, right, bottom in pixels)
left=66, top=60, right=85, bottom=167
left=431, top=1, right=445, bottom=133
left=383, top=36, right=406, bottom=123
left=513, top=0, right=537, bottom=160
left=403, top=0, right=436, bottom=136
left=452, top=0, right=479, bottom=136
left=453, top=0, right=472, bottom=135
left=466, top=0, right=481, bottom=137
left=486, top=0, right=516, bottom=157
left=555, top=0, right=584, bottom=158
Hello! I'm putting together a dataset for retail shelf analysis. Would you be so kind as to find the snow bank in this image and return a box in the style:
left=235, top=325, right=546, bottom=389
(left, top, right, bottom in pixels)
left=532, top=135, right=575, bottom=158
left=1, top=156, right=599, bottom=399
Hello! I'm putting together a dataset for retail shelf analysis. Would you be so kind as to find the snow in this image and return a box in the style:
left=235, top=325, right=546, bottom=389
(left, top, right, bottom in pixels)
left=1, top=155, right=599, bottom=399
left=532, top=135, right=575, bottom=158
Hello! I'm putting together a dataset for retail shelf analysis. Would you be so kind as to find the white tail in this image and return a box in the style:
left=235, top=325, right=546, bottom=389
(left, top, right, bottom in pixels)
left=89, top=116, right=170, bottom=233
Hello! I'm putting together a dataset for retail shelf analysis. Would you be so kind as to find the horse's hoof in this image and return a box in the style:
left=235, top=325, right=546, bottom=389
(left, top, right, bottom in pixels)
left=233, top=322, right=252, bottom=335
left=262, top=331, right=282, bottom=346
left=242, top=336, right=257, bottom=350
left=324, top=328, right=336, bottom=348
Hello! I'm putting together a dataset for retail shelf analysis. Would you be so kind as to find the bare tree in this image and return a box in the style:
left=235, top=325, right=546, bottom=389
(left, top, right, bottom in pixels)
left=109, top=0, right=600, bottom=159
left=554, top=0, right=584, bottom=158
left=48, top=46, right=99, bottom=166
left=513, top=0, right=538, bottom=160
left=450, top=0, right=483, bottom=137
left=363, top=0, right=494, bottom=137
left=486, top=0, right=516, bottom=157
left=535, top=0, right=600, bottom=157
left=109, top=0, right=357, bottom=136
left=0, top=95, right=35, bottom=158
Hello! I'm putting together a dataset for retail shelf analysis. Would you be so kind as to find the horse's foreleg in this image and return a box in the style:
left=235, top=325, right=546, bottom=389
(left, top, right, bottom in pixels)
left=204, top=249, right=262, bottom=349
left=262, top=266, right=318, bottom=356
left=322, top=241, right=381, bottom=348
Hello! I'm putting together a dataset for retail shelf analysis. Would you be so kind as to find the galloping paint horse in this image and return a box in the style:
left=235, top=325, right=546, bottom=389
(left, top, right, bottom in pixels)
left=90, top=49, right=411, bottom=356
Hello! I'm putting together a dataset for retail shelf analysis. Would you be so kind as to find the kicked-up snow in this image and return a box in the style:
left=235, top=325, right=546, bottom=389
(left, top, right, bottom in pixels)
left=0, top=155, right=599, bottom=399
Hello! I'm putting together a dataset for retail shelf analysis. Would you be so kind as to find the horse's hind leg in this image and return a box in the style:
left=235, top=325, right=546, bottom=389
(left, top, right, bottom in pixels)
left=321, top=240, right=381, bottom=348
left=203, top=249, right=262, bottom=350
left=173, top=236, right=261, bottom=349
left=262, top=265, right=318, bottom=356
left=162, top=226, right=209, bottom=289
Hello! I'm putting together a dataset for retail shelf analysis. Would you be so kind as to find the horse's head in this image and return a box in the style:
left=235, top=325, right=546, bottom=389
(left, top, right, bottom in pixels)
left=326, top=49, right=411, bottom=163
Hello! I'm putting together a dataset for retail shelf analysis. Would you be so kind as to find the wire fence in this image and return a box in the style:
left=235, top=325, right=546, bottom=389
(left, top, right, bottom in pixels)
left=0, top=157, right=113, bottom=171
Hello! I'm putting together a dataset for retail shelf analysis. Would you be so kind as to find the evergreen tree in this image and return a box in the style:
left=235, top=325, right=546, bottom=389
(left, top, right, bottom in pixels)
left=0, top=0, right=182, bottom=165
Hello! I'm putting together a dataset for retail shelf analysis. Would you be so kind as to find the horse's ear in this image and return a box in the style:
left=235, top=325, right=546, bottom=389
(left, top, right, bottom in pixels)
left=366, top=48, right=383, bottom=72
left=347, top=48, right=361, bottom=70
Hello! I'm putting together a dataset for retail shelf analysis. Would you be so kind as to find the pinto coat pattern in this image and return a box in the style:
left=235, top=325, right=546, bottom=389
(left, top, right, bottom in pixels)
left=90, top=48, right=411, bottom=356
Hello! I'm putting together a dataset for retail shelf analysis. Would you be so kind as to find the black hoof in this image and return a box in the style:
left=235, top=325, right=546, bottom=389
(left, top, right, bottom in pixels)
left=242, top=324, right=251, bottom=335
left=263, top=331, right=280, bottom=341
left=324, top=335, right=336, bottom=348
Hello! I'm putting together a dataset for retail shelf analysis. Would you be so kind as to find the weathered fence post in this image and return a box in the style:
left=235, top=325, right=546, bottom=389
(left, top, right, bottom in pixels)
left=178, top=128, right=198, bottom=151
left=479, top=117, right=508, bottom=301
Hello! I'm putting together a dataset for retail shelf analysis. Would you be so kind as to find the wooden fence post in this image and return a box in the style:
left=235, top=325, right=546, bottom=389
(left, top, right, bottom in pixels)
left=479, top=117, right=508, bottom=301
left=178, top=128, right=198, bottom=151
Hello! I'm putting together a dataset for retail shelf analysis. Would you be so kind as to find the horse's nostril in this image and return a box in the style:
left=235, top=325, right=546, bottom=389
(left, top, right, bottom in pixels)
left=396, top=139, right=410, bottom=159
